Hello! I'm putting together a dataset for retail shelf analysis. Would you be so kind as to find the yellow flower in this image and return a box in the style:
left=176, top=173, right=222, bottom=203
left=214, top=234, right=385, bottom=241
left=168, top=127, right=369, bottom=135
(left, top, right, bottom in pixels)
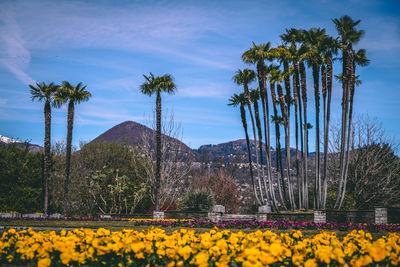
left=304, top=258, right=317, bottom=267
left=369, top=244, right=386, bottom=262
left=37, top=258, right=51, bottom=267
left=60, top=252, right=72, bottom=265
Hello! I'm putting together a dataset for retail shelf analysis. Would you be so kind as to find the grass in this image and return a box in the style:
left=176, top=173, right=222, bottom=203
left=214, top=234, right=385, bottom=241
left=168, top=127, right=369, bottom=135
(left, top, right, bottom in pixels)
left=0, top=219, right=392, bottom=239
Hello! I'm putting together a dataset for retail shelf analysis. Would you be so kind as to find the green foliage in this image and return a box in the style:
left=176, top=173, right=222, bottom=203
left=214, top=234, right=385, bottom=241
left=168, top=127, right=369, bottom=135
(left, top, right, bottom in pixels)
left=50, top=141, right=148, bottom=215
left=0, top=143, right=43, bottom=213
left=179, top=189, right=214, bottom=212
left=325, top=189, right=354, bottom=210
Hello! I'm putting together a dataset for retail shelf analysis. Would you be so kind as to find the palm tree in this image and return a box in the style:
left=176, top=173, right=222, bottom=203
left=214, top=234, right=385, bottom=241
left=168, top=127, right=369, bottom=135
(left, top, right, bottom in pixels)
left=61, top=81, right=91, bottom=215
left=276, top=82, right=296, bottom=209
left=303, top=28, right=326, bottom=209
left=339, top=49, right=369, bottom=209
left=299, top=55, right=309, bottom=209
left=233, top=69, right=265, bottom=204
left=320, top=36, right=338, bottom=209
left=242, top=42, right=278, bottom=209
left=332, top=15, right=365, bottom=209
left=281, top=28, right=306, bottom=209
left=29, top=82, right=63, bottom=214
left=249, top=89, right=267, bottom=199
left=141, top=73, right=177, bottom=212
left=268, top=68, right=287, bottom=209
left=228, top=93, right=261, bottom=205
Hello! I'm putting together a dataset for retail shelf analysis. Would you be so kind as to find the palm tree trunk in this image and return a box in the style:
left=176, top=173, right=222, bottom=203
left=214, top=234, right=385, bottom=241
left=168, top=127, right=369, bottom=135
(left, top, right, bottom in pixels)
left=253, top=98, right=270, bottom=204
left=322, top=54, right=332, bottom=209
left=43, top=100, right=51, bottom=215
left=260, top=75, right=279, bottom=210
left=277, top=84, right=295, bottom=210
left=240, top=104, right=261, bottom=205
left=257, top=63, right=277, bottom=209
left=283, top=61, right=296, bottom=210
left=155, top=91, right=162, bottom=211
left=322, top=55, right=333, bottom=208
left=300, top=62, right=309, bottom=209
left=292, top=64, right=300, bottom=209
left=294, top=61, right=304, bottom=209
left=270, top=83, right=286, bottom=208
left=244, top=85, right=264, bottom=204
left=339, top=47, right=355, bottom=209
left=321, top=64, right=327, bottom=209
left=64, top=100, right=74, bottom=216
left=312, top=63, right=321, bottom=209
left=335, top=46, right=351, bottom=209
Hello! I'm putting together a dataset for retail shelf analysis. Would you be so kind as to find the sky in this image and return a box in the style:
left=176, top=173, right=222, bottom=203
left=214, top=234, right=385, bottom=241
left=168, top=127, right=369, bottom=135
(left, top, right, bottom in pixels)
left=0, top=0, right=400, bottom=150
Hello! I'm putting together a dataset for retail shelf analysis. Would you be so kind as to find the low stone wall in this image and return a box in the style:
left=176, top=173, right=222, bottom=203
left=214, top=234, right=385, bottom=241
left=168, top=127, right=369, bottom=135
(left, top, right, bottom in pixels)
left=108, top=213, right=152, bottom=219
left=388, top=207, right=400, bottom=224
left=267, top=212, right=314, bottom=222
left=325, top=210, right=374, bottom=223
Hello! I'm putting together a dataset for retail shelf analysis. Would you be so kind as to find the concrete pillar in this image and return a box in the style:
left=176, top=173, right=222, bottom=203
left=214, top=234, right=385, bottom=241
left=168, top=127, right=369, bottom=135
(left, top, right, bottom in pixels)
left=208, top=205, right=225, bottom=223
left=207, top=212, right=221, bottom=223
left=212, top=205, right=225, bottom=213
left=153, top=211, right=164, bottom=220
left=258, top=205, right=271, bottom=213
left=313, top=210, right=326, bottom=223
left=374, top=207, right=387, bottom=224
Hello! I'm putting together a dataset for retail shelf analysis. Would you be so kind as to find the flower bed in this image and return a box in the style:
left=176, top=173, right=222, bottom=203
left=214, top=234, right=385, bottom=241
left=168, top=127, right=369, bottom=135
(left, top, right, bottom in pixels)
left=1, top=227, right=400, bottom=266
left=1, top=216, right=400, bottom=232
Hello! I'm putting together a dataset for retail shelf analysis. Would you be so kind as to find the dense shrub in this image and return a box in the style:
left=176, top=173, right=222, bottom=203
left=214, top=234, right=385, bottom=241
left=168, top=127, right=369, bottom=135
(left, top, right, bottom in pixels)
left=0, top=143, right=43, bottom=212
left=179, top=189, right=214, bottom=212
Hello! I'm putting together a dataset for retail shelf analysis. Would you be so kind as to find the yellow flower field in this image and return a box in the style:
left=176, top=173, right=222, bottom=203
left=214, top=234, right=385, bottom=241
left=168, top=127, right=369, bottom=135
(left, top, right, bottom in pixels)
left=1, top=227, right=399, bottom=266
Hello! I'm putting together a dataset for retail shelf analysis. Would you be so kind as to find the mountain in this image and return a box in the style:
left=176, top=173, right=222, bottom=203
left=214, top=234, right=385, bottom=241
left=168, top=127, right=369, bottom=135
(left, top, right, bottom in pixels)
left=89, top=121, right=307, bottom=165
left=0, top=134, right=42, bottom=152
left=90, top=121, right=194, bottom=155
left=195, top=139, right=299, bottom=166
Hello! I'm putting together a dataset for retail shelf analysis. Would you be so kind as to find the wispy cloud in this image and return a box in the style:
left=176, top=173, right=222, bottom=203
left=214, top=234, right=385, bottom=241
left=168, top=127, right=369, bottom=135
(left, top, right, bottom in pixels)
left=178, top=82, right=234, bottom=98
left=0, top=3, right=35, bottom=85
left=0, top=0, right=235, bottom=80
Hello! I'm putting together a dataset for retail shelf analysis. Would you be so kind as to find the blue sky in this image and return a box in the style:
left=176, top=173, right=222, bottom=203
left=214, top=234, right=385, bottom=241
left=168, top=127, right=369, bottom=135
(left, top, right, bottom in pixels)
left=1, top=0, right=399, bottom=150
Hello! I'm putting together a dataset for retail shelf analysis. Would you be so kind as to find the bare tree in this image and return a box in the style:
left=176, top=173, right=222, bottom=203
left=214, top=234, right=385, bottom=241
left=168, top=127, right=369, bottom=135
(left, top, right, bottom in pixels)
left=328, top=114, right=399, bottom=209
left=134, top=111, right=192, bottom=211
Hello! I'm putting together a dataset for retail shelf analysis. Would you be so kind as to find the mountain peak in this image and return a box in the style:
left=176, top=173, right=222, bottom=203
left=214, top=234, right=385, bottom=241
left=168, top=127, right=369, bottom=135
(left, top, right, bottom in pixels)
left=0, top=134, right=21, bottom=144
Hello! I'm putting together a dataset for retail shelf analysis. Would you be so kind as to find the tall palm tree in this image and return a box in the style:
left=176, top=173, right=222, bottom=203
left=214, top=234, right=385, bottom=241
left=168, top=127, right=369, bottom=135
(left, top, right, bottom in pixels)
left=299, top=57, right=309, bottom=210
left=339, top=49, right=369, bottom=208
left=276, top=82, right=296, bottom=209
left=233, top=69, right=265, bottom=204
left=228, top=93, right=261, bottom=205
left=242, top=42, right=278, bottom=209
left=268, top=68, right=287, bottom=209
left=332, top=15, right=365, bottom=209
left=249, top=89, right=268, bottom=202
left=281, top=28, right=306, bottom=209
left=61, top=81, right=91, bottom=215
left=320, top=36, right=338, bottom=209
left=141, top=73, right=177, bottom=212
left=29, top=82, right=63, bottom=214
left=303, top=28, right=326, bottom=209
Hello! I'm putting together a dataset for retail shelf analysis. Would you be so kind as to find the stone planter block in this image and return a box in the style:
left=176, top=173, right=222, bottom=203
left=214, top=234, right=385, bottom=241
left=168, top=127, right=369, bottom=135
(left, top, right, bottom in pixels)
left=49, top=213, right=63, bottom=219
left=153, top=211, right=165, bottom=220
left=314, top=210, right=326, bottom=223
left=374, top=207, right=387, bottom=224
left=212, top=205, right=225, bottom=213
left=258, top=205, right=271, bottom=214
left=22, top=214, right=46, bottom=219
left=256, top=214, right=268, bottom=221
left=0, top=213, right=21, bottom=219
left=207, top=212, right=221, bottom=223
